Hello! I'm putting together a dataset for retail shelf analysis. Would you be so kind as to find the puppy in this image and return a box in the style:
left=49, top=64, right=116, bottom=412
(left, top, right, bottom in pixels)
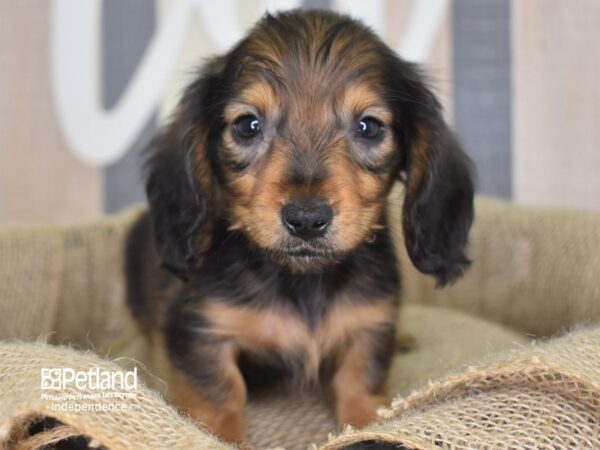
left=126, top=9, right=474, bottom=443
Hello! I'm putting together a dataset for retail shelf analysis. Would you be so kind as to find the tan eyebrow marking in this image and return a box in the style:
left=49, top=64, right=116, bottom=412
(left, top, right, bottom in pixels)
left=223, top=81, right=281, bottom=123
left=339, top=83, right=392, bottom=125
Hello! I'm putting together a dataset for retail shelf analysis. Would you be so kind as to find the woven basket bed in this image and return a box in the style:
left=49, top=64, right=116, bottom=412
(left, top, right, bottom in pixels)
left=1, top=194, right=600, bottom=450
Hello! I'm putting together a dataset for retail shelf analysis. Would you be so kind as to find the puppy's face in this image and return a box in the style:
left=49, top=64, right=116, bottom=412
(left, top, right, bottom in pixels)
left=219, top=57, right=398, bottom=270
left=147, top=11, right=474, bottom=284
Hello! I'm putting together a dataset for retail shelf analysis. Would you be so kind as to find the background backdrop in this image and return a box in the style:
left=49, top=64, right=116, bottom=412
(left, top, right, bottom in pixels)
left=1, top=0, right=599, bottom=224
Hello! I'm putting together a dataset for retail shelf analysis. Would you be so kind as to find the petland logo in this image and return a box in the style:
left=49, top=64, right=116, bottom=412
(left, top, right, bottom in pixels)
left=40, top=367, right=138, bottom=391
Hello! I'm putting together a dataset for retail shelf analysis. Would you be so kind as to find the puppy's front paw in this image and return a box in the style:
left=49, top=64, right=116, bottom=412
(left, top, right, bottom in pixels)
left=196, top=409, right=244, bottom=445
left=336, top=392, right=386, bottom=429
left=171, top=368, right=246, bottom=444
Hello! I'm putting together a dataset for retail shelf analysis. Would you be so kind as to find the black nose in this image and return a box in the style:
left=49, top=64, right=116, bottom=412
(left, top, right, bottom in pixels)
left=281, top=200, right=333, bottom=239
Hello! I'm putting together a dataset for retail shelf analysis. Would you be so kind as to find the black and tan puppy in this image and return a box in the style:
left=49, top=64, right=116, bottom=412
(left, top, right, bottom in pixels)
left=126, top=9, right=474, bottom=443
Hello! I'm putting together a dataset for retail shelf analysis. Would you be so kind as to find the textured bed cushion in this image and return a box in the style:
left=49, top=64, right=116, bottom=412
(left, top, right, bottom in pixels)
left=0, top=303, right=525, bottom=450
left=1, top=196, right=600, bottom=449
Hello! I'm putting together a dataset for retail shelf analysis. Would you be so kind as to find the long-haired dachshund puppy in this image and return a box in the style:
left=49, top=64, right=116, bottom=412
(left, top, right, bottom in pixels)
left=126, top=9, right=474, bottom=443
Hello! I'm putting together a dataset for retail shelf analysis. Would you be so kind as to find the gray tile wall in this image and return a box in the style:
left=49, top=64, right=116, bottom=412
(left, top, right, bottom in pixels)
left=452, top=0, right=512, bottom=198
left=101, top=0, right=514, bottom=214
left=102, top=0, right=156, bottom=213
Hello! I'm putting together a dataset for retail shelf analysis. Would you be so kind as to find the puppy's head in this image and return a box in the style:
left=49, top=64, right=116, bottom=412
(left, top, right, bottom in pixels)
left=146, top=10, right=474, bottom=285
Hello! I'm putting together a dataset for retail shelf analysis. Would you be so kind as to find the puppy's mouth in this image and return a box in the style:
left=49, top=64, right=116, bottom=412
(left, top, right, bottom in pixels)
left=268, top=241, right=343, bottom=272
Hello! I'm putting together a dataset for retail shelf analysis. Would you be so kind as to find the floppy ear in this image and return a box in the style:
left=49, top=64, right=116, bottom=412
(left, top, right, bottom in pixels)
left=395, top=65, right=475, bottom=287
left=144, top=58, right=225, bottom=280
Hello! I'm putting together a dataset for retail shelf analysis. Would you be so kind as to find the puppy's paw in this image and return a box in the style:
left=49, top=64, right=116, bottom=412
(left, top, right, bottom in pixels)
left=336, top=393, right=386, bottom=429
left=188, top=407, right=244, bottom=444
left=210, top=411, right=244, bottom=445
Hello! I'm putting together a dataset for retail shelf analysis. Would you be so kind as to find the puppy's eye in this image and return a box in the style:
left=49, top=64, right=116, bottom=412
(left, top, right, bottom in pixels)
left=357, top=117, right=384, bottom=140
left=233, top=115, right=262, bottom=142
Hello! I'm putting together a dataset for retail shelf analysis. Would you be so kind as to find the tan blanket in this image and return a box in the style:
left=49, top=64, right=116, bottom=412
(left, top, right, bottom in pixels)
left=1, top=196, right=599, bottom=449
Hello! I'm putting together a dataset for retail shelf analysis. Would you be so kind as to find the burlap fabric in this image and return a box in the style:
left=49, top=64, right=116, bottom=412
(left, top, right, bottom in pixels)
left=388, top=190, right=600, bottom=337
left=323, top=326, right=600, bottom=450
left=0, top=196, right=599, bottom=449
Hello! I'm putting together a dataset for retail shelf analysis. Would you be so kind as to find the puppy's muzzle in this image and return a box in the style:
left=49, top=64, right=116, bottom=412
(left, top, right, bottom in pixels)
left=281, top=199, right=333, bottom=239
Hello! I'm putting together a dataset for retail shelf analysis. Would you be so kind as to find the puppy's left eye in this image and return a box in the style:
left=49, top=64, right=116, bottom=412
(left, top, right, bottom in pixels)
left=233, top=115, right=262, bottom=142
left=357, top=117, right=384, bottom=140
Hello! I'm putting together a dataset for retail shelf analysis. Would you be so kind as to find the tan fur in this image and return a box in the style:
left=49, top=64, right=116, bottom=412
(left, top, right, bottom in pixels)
left=169, top=345, right=246, bottom=444
left=224, top=82, right=282, bottom=121
left=319, top=299, right=395, bottom=354
left=339, top=84, right=392, bottom=125
left=204, top=302, right=311, bottom=352
left=406, top=124, right=430, bottom=197
left=190, top=128, right=217, bottom=255
left=332, top=333, right=386, bottom=427
left=220, top=80, right=395, bottom=258
left=202, top=299, right=394, bottom=382
left=225, top=141, right=290, bottom=246
left=321, top=143, right=387, bottom=252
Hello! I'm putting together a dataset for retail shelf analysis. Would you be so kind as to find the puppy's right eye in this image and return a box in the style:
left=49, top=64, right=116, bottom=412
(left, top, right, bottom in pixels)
left=233, top=115, right=262, bottom=142
left=357, top=117, right=384, bottom=140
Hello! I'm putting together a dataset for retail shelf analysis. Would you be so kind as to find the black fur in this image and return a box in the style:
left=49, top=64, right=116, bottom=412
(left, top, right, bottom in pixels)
left=380, top=56, right=475, bottom=287
left=144, top=59, right=226, bottom=280
left=163, top=220, right=400, bottom=394
left=125, top=9, right=475, bottom=439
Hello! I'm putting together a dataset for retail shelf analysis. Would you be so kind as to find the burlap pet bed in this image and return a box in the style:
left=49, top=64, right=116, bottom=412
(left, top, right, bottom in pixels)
left=0, top=304, right=525, bottom=450
left=1, top=195, right=600, bottom=449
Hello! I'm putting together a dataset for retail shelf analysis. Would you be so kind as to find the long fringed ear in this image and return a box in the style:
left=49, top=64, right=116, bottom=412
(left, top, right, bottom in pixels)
left=396, top=65, right=475, bottom=287
left=144, top=58, right=225, bottom=280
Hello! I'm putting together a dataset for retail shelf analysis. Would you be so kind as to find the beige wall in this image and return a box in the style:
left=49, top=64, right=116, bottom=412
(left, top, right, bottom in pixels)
left=1, top=0, right=599, bottom=225
left=513, top=0, right=600, bottom=211
left=0, top=1, right=102, bottom=225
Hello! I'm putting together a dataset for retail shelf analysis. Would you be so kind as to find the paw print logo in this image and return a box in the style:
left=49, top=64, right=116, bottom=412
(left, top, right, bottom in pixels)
left=40, top=368, right=62, bottom=390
